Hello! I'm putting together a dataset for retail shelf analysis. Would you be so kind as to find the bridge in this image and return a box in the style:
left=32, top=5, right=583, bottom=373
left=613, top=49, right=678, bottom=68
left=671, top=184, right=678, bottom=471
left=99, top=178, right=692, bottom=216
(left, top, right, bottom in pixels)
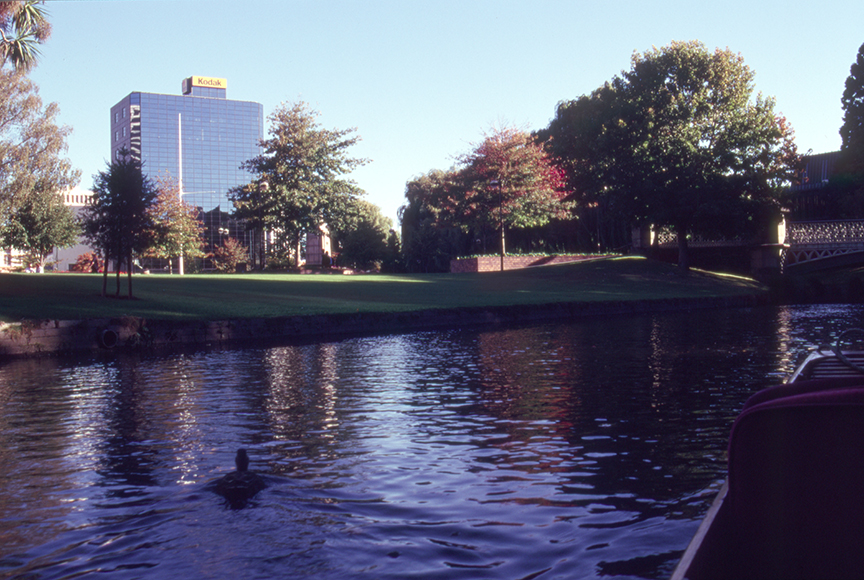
left=640, top=219, right=864, bottom=275
left=783, top=220, right=864, bottom=273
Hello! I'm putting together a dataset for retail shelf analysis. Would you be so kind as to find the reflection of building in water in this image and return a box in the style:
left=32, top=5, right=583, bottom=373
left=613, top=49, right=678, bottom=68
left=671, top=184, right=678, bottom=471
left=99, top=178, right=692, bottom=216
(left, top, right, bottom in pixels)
left=263, top=343, right=341, bottom=457
left=110, top=76, right=263, bottom=256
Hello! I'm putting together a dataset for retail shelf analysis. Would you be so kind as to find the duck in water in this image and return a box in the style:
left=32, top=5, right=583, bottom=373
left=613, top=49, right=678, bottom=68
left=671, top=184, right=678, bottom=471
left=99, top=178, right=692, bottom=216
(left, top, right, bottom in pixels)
left=209, top=449, right=267, bottom=509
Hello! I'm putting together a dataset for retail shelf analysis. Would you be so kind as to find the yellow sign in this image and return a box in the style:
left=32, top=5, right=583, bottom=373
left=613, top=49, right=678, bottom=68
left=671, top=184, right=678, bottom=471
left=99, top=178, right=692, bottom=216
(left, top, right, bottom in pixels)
left=190, top=76, right=227, bottom=89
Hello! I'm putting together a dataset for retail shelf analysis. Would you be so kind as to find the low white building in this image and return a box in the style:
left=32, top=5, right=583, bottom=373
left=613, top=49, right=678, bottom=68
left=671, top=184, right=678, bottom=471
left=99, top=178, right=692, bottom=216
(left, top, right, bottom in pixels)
left=52, top=187, right=95, bottom=271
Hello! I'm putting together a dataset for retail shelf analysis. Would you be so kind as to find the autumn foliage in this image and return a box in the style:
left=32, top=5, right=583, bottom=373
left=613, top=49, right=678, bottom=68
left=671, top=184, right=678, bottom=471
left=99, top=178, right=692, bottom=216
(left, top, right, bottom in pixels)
left=211, top=237, right=249, bottom=272
left=404, top=126, right=572, bottom=256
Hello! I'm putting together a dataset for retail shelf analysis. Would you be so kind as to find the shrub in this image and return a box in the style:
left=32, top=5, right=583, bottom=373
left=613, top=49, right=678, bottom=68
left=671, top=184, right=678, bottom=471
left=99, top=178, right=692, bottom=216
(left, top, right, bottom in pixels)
left=71, top=252, right=102, bottom=273
left=211, top=238, right=249, bottom=272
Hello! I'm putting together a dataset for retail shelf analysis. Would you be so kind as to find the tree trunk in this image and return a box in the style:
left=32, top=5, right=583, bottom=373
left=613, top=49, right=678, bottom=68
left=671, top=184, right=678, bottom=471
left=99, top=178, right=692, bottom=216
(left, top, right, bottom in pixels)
left=101, top=249, right=108, bottom=297
left=127, top=251, right=133, bottom=298
left=115, top=248, right=121, bottom=297
left=677, top=227, right=690, bottom=271
left=500, top=223, right=506, bottom=271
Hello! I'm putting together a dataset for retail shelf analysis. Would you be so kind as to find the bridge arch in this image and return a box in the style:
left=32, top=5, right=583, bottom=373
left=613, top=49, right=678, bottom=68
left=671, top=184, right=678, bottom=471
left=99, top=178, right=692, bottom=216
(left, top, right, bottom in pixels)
left=783, top=220, right=864, bottom=272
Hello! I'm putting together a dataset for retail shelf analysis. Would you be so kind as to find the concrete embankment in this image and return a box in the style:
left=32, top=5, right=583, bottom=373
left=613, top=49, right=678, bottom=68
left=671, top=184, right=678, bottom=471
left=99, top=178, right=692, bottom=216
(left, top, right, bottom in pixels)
left=0, top=294, right=768, bottom=358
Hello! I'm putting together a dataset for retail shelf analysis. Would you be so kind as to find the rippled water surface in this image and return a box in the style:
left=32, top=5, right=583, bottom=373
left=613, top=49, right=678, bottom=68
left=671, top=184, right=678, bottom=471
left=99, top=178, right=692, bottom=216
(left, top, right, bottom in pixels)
left=2, top=304, right=863, bottom=579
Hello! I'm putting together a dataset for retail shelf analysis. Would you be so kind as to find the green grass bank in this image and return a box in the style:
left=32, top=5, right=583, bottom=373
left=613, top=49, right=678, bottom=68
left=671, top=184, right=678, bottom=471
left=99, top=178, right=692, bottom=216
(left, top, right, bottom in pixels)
left=2, top=257, right=765, bottom=322
left=0, top=257, right=768, bottom=357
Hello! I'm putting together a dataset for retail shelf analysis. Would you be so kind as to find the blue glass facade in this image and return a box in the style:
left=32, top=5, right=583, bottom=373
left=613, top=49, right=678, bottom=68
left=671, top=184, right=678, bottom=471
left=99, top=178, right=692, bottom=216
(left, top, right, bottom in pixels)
left=110, top=78, right=263, bottom=255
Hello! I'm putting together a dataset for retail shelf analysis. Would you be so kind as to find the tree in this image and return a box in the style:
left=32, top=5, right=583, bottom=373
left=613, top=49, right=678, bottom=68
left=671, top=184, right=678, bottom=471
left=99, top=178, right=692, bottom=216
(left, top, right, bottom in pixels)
left=0, top=68, right=79, bottom=226
left=535, top=83, right=639, bottom=251
left=230, top=100, right=369, bottom=268
left=542, top=41, right=800, bottom=269
left=440, top=126, right=572, bottom=266
left=399, top=169, right=471, bottom=272
left=332, top=198, right=393, bottom=271
left=212, top=237, right=248, bottom=272
left=144, top=177, right=205, bottom=274
left=839, top=42, right=864, bottom=176
left=1, top=186, right=78, bottom=271
left=81, top=152, right=157, bottom=298
left=0, top=1, right=51, bottom=71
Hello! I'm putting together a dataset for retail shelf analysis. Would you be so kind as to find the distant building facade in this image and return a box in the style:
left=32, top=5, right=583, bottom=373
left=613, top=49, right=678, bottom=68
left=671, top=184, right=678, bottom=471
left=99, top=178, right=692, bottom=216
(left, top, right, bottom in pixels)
left=2, top=187, right=93, bottom=272
left=110, top=76, right=263, bottom=258
left=52, top=187, right=94, bottom=271
left=787, top=151, right=842, bottom=220
left=306, top=225, right=333, bottom=268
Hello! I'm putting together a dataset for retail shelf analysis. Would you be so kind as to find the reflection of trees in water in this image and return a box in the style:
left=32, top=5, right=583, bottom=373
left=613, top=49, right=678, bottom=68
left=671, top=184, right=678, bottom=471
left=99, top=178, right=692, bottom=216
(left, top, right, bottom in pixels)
left=95, top=356, right=168, bottom=492
left=0, top=358, right=116, bottom=555
left=465, top=310, right=800, bottom=503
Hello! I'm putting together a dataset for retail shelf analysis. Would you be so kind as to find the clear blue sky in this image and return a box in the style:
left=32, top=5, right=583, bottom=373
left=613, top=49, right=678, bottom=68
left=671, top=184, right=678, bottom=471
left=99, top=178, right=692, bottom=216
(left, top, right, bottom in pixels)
left=30, top=0, right=864, bottom=225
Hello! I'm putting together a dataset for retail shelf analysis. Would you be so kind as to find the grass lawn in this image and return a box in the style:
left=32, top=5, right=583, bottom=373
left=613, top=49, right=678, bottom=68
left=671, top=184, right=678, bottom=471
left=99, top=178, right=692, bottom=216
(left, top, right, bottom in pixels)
left=0, top=256, right=766, bottom=323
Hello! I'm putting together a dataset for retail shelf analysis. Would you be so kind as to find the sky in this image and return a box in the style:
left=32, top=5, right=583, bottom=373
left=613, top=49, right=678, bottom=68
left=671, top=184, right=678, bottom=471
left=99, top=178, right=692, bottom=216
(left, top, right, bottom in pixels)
left=28, top=0, right=864, bottom=225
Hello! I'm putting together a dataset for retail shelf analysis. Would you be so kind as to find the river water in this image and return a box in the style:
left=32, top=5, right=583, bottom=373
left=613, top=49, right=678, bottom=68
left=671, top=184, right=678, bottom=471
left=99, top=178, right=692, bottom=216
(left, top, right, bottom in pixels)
left=1, top=304, right=862, bottom=580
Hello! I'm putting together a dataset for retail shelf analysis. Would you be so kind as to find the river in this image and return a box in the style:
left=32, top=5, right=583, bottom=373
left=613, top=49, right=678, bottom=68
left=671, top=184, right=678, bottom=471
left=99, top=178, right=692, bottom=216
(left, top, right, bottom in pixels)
left=1, top=304, right=862, bottom=579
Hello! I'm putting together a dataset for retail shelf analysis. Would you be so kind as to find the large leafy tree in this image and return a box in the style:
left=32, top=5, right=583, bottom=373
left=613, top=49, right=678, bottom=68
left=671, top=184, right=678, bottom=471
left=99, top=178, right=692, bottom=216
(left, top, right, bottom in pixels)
left=1, top=186, right=78, bottom=271
left=399, top=169, right=468, bottom=272
left=0, top=68, right=79, bottom=225
left=332, top=198, right=394, bottom=271
left=230, top=100, right=368, bottom=268
left=542, top=41, right=799, bottom=269
left=144, top=177, right=205, bottom=274
left=0, top=0, right=50, bottom=71
left=827, top=42, right=864, bottom=217
left=81, top=152, right=157, bottom=298
left=440, top=127, right=572, bottom=262
left=839, top=42, right=864, bottom=176
left=535, top=82, right=639, bottom=251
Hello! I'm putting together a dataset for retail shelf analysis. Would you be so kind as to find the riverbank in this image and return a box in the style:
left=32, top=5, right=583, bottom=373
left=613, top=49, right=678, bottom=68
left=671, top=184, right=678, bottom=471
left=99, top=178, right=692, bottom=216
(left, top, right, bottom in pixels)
left=0, top=294, right=769, bottom=357
left=0, top=257, right=769, bottom=357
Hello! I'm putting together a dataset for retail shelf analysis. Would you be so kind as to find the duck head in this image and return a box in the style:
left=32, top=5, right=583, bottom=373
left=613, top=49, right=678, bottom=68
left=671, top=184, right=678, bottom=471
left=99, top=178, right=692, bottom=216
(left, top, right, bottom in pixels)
left=235, top=448, right=250, bottom=472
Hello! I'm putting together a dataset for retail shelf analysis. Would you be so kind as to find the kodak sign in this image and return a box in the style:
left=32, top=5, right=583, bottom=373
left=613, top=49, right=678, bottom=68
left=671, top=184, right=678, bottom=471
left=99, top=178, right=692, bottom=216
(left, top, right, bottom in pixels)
left=182, top=76, right=227, bottom=94
left=191, top=76, right=227, bottom=89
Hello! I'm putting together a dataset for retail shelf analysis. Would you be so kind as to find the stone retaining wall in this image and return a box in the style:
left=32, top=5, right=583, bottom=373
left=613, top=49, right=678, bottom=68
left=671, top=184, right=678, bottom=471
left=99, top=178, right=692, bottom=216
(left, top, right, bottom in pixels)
left=450, top=254, right=614, bottom=273
left=0, top=294, right=768, bottom=358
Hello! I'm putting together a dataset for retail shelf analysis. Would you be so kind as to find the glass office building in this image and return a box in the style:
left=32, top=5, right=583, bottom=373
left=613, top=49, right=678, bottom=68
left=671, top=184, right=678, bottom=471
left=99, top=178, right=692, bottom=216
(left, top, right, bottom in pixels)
left=110, top=76, right=263, bottom=257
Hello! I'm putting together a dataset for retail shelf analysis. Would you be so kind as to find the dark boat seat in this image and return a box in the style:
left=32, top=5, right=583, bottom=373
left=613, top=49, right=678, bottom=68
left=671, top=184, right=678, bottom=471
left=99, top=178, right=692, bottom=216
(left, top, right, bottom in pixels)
left=740, top=376, right=864, bottom=411
left=727, top=381, right=864, bottom=579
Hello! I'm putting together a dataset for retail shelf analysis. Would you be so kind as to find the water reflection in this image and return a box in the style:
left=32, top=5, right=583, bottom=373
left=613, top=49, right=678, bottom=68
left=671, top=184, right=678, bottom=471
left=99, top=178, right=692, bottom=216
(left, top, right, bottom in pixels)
left=2, top=305, right=864, bottom=579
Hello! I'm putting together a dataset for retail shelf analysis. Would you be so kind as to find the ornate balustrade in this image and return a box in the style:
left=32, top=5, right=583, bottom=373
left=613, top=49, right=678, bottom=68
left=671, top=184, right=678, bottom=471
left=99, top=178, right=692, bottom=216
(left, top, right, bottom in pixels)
left=632, top=220, right=864, bottom=272
left=651, top=228, right=749, bottom=248
left=785, top=220, right=864, bottom=245
left=783, top=220, right=864, bottom=270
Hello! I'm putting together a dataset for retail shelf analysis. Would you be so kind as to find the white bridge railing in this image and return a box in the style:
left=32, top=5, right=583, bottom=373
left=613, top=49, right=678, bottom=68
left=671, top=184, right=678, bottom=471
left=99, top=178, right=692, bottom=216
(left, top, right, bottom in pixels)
left=651, top=228, right=749, bottom=248
left=783, top=220, right=864, bottom=269
left=785, top=220, right=864, bottom=245
left=636, top=220, right=864, bottom=270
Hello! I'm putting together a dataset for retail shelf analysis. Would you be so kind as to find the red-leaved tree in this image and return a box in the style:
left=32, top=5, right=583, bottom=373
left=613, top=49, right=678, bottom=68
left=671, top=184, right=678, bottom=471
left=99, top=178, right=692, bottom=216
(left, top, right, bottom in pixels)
left=441, top=126, right=572, bottom=258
